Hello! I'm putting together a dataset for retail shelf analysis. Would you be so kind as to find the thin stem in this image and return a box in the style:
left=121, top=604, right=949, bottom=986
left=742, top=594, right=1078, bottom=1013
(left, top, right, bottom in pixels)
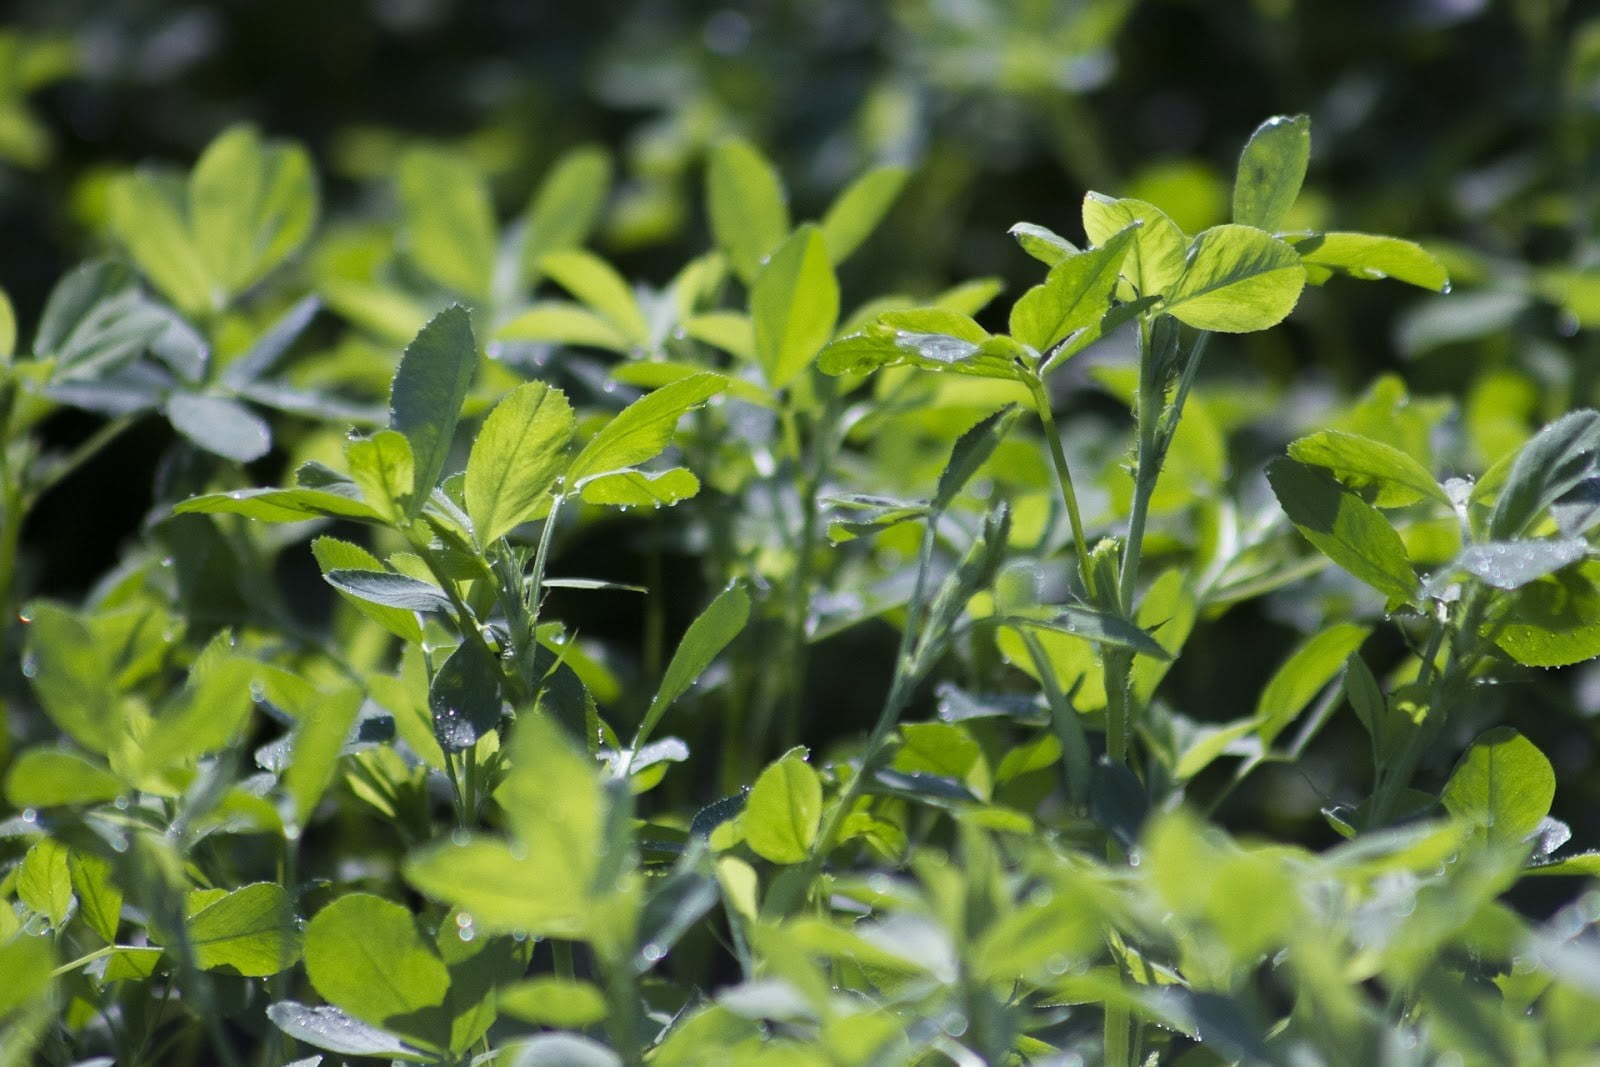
left=1028, top=377, right=1093, bottom=593
left=29, top=413, right=141, bottom=503
left=50, top=944, right=118, bottom=978
left=778, top=381, right=841, bottom=751
left=552, top=939, right=576, bottom=980
left=774, top=513, right=942, bottom=914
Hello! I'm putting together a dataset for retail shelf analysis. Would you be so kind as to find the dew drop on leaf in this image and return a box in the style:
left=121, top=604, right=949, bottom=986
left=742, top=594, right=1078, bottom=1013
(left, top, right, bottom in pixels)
left=450, top=828, right=470, bottom=846
left=941, top=1011, right=968, bottom=1037
left=20, top=808, right=37, bottom=824
left=16, top=609, right=31, bottom=623
left=640, top=942, right=666, bottom=962
left=19, top=654, right=36, bottom=678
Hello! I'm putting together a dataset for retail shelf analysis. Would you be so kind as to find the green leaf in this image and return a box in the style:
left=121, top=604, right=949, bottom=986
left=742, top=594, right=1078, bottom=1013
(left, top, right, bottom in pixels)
left=681, top=312, right=755, bottom=363
left=162, top=392, right=271, bottom=463
left=1232, top=114, right=1310, bottom=232
left=1288, top=429, right=1450, bottom=507
left=304, top=893, right=449, bottom=1033
left=0, top=287, right=14, bottom=362
left=1486, top=410, right=1600, bottom=540
left=175, top=486, right=380, bottom=524
left=409, top=716, right=606, bottom=938
left=540, top=249, right=650, bottom=347
left=406, top=838, right=586, bottom=940
left=186, top=882, right=302, bottom=976
left=1163, top=224, right=1306, bottom=333
left=144, top=653, right=257, bottom=770
left=494, top=301, right=634, bottom=352
left=567, top=373, right=725, bottom=484
left=1290, top=232, right=1449, bottom=292
left=1008, top=222, right=1079, bottom=266
left=1452, top=539, right=1590, bottom=591
left=579, top=468, right=700, bottom=507
left=1487, top=566, right=1600, bottom=668
left=285, top=684, right=366, bottom=831
left=18, top=839, right=72, bottom=927
left=107, top=173, right=213, bottom=315
left=267, top=1002, right=432, bottom=1061
left=429, top=642, right=503, bottom=753
left=751, top=225, right=839, bottom=390
left=323, top=568, right=453, bottom=615
left=1441, top=728, right=1555, bottom=849
left=935, top=405, right=1021, bottom=513
left=1267, top=457, right=1418, bottom=603
left=633, top=583, right=750, bottom=757
left=396, top=147, right=496, bottom=300
left=5, top=748, right=124, bottom=807
left=189, top=125, right=317, bottom=298
left=466, top=380, right=575, bottom=543
left=312, top=536, right=424, bottom=643
left=1255, top=622, right=1371, bottom=747
left=1081, top=194, right=1187, bottom=296
left=1008, top=225, right=1136, bottom=353
left=498, top=977, right=608, bottom=1027
left=22, top=601, right=117, bottom=754
left=972, top=892, right=1101, bottom=983
left=743, top=752, right=822, bottom=865
left=69, top=852, right=123, bottom=943
left=819, top=165, right=908, bottom=264
left=0, top=931, right=55, bottom=1018
left=1003, top=606, right=1171, bottom=660
left=390, top=305, right=477, bottom=514
left=521, top=145, right=612, bottom=285
left=706, top=138, right=789, bottom=284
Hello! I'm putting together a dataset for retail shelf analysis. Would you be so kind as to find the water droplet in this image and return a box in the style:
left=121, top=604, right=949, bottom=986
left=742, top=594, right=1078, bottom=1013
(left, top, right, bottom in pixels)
left=450, top=828, right=470, bottom=846
left=601, top=380, right=618, bottom=394
left=455, top=912, right=474, bottom=928
left=511, top=931, right=528, bottom=943
left=457, top=923, right=477, bottom=942
left=1440, top=280, right=1453, bottom=295
left=640, top=942, right=666, bottom=962
left=16, top=609, right=31, bottom=624
left=249, top=682, right=267, bottom=703
left=283, top=824, right=302, bottom=843
left=113, top=795, right=130, bottom=811
left=1557, top=311, right=1581, bottom=337
left=1047, top=953, right=1071, bottom=975
left=20, top=808, right=37, bottom=824
left=19, top=654, right=37, bottom=679
left=940, top=1011, right=968, bottom=1037
left=159, top=557, right=174, bottom=568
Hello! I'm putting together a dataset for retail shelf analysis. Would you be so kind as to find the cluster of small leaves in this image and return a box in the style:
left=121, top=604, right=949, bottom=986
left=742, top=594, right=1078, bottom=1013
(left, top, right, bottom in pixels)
left=3, top=109, right=1600, bottom=1067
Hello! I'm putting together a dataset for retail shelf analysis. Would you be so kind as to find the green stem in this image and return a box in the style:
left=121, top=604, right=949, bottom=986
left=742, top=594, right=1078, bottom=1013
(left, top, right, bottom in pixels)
left=778, top=382, right=840, bottom=752
left=602, top=950, right=642, bottom=1067
left=775, top=514, right=942, bottom=913
left=50, top=944, right=118, bottom=978
left=1028, top=377, right=1093, bottom=594
left=30, top=413, right=140, bottom=502
left=552, top=939, right=575, bottom=980
left=1368, top=593, right=1482, bottom=827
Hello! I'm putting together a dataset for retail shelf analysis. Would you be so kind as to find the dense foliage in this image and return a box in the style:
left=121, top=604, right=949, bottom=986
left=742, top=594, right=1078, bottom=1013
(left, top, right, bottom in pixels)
left=4, top=3, right=1600, bottom=1065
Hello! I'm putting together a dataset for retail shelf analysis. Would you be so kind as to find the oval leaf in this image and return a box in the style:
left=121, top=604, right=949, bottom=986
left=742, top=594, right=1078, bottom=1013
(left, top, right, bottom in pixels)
left=1164, top=224, right=1306, bottom=333
left=466, top=381, right=575, bottom=543
left=1232, top=114, right=1310, bottom=232
left=751, top=225, right=839, bottom=390
left=743, top=753, right=822, bottom=865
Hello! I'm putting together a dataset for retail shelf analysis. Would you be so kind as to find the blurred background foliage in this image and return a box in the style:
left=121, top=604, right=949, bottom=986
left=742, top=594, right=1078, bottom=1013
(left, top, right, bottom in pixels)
left=4, top=0, right=1600, bottom=879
